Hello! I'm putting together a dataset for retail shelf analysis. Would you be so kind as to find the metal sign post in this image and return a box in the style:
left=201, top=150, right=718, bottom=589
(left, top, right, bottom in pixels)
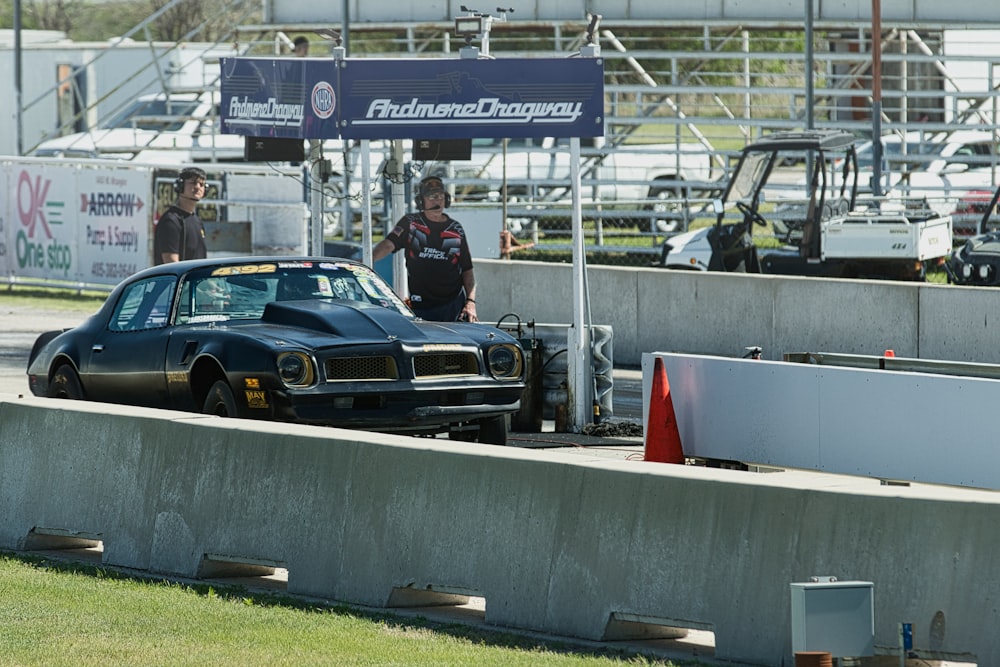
left=567, top=135, right=594, bottom=432
left=360, top=139, right=373, bottom=267
left=389, top=139, right=408, bottom=297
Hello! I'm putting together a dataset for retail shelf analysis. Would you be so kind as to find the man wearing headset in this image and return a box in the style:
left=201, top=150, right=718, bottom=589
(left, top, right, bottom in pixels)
left=153, top=167, right=208, bottom=265
left=373, top=176, right=478, bottom=323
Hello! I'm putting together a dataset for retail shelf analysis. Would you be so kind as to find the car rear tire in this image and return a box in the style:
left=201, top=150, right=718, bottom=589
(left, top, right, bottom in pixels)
left=47, top=364, right=84, bottom=399
left=203, top=380, right=239, bottom=417
left=477, top=414, right=509, bottom=446
left=448, top=426, right=478, bottom=442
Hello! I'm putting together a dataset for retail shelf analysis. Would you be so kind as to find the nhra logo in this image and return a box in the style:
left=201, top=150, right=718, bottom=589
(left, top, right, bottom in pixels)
left=312, top=81, right=336, bottom=119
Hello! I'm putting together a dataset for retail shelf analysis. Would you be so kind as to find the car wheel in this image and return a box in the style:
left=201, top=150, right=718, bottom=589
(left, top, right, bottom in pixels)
left=646, top=185, right=684, bottom=234
left=477, top=414, right=509, bottom=446
left=448, top=426, right=478, bottom=442
left=47, top=364, right=84, bottom=399
left=203, top=380, right=239, bottom=417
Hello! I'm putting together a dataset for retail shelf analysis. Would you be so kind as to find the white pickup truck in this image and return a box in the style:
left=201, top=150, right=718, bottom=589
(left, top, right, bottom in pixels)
left=659, top=130, right=953, bottom=281
left=424, top=136, right=717, bottom=231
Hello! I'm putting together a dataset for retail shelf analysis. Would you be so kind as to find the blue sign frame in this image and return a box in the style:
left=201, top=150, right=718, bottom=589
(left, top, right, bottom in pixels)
left=220, top=57, right=340, bottom=140
left=220, top=56, right=604, bottom=141
left=338, top=58, right=604, bottom=140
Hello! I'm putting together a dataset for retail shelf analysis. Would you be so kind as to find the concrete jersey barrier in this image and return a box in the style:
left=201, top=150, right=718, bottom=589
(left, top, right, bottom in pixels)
left=1, top=394, right=997, bottom=665
left=475, top=258, right=1000, bottom=369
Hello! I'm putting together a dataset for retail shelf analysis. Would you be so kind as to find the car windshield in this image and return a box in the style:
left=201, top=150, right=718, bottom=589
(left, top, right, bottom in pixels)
left=855, top=135, right=954, bottom=170
left=727, top=150, right=771, bottom=204
left=99, top=98, right=202, bottom=132
left=175, top=261, right=410, bottom=325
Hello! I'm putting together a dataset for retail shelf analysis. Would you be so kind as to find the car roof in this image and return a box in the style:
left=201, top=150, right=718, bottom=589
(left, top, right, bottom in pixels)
left=129, top=256, right=368, bottom=280
left=859, top=128, right=999, bottom=148
left=744, top=130, right=858, bottom=153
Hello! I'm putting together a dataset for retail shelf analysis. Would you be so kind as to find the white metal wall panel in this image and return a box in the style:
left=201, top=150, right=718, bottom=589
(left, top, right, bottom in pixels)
left=645, top=352, right=1000, bottom=490
left=266, top=0, right=998, bottom=25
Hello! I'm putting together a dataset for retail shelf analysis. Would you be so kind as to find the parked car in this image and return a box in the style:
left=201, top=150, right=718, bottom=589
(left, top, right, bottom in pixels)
left=890, top=129, right=1000, bottom=214
left=946, top=185, right=1000, bottom=286
left=31, top=91, right=245, bottom=163
left=26, top=257, right=525, bottom=444
left=950, top=188, right=998, bottom=239
left=424, top=135, right=718, bottom=232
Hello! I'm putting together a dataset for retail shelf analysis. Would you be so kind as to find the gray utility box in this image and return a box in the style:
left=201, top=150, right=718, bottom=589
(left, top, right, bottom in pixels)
left=790, top=580, right=874, bottom=657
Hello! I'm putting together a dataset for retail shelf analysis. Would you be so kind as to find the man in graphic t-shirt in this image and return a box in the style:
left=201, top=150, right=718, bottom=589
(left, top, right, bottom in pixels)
left=373, top=176, right=478, bottom=323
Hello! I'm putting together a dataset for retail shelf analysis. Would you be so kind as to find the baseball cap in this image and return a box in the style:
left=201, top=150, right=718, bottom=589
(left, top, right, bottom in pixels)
left=419, top=177, right=445, bottom=196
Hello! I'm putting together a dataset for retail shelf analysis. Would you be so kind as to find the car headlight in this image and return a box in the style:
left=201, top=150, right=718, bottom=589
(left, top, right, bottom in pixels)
left=487, top=344, right=523, bottom=380
left=979, top=264, right=992, bottom=280
left=963, top=263, right=973, bottom=279
left=276, top=351, right=316, bottom=388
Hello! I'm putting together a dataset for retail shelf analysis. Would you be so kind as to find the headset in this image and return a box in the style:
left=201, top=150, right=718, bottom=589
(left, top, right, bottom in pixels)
left=414, top=176, right=451, bottom=211
left=173, top=167, right=208, bottom=194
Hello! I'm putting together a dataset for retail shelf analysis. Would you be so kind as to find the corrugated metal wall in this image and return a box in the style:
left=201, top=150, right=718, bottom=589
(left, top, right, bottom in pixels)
left=265, top=0, right=996, bottom=26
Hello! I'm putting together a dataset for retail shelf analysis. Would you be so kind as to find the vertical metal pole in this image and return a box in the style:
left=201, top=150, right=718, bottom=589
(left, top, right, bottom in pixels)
left=805, top=0, right=815, bottom=130
left=871, top=0, right=884, bottom=198
left=14, top=0, right=23, bottom=155
left=309, top=163, right=323, bottom=255
left=340, top=0, right=349, bottom=54
left=805, top=0, right=816, bottom=181
left=390, top=139, right=408, bottom=297
left=567, top=137, right=593, bottom=433
left=361, top=139, right=373, bottom=267
left=743, top=30, right=751, bottom=131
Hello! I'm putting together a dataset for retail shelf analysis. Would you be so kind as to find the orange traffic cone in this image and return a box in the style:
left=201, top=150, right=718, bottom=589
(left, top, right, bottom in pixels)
left=644, top=356, right=685, bottom=464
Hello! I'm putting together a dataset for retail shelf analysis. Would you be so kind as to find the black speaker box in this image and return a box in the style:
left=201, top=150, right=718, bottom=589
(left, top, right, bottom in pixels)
left=413, top=138, right=472, bottom=161
left=244, top=137, right=305, bottom=162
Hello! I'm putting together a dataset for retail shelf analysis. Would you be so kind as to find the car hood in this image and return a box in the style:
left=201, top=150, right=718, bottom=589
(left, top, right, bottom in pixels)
left=664, top=226, right=711, bottom=251
left=240, top=300, right=500, bottom=347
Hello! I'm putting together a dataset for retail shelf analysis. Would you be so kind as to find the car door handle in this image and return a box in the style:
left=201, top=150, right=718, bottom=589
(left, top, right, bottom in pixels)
left=92, top=344, right=104, bottom=353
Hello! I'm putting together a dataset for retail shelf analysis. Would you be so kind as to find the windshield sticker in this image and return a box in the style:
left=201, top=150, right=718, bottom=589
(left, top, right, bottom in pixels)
left=315, top=275, right=334, bottom=297
left=211, top=263, right=277, bottom=276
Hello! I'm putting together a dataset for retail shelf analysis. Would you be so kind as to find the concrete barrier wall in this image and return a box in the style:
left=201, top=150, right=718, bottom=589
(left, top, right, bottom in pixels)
left=475, top=259, right=999, bottom=368
left=2, top=394, right=997, bottom=665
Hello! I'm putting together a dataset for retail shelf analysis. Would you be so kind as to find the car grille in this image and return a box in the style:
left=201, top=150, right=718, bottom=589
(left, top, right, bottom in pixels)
left=325, top=356, right=399, bottom=381
left=413, top=352, right=479, bottom=378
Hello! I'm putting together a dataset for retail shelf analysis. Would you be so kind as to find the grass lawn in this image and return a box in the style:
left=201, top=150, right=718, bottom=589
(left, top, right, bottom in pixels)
left=0, top=287, right=107, bottom=313
left=0, top=554, right=688, bottom=666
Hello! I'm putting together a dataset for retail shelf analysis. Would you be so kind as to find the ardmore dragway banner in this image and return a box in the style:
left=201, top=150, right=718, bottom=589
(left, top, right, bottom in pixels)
left=220, top=56, right=604, bottom=141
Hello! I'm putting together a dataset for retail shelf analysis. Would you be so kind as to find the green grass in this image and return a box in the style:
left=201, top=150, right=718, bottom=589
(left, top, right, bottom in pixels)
left=0, top=287, right=107, bottom=313
left=0, top=554, right=686, bottom=667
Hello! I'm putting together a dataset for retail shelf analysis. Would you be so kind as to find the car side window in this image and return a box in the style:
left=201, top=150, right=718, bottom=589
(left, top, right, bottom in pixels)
left=109, top=276, right=176, bottom=332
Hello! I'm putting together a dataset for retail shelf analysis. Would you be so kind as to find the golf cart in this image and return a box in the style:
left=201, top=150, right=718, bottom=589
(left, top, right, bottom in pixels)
left=659, top=130, right=953, bottom=281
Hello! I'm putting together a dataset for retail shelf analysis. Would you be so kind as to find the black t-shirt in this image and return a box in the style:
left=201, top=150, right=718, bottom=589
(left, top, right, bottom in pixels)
left=384, top=212, right=473, bottom=306
left=153, top=205, right=206, bottom=264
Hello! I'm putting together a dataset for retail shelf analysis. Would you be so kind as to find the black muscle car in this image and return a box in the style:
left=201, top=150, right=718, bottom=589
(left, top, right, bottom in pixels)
left=27, top=257, right=524, bottom=445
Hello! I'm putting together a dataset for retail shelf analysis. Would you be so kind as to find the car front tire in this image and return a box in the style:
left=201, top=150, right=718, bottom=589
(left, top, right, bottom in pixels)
left=47, top=364, right=84, bottom=399
left=477, top=414, right=509, bottom=446
left=203, top=380, right=239, bottom=417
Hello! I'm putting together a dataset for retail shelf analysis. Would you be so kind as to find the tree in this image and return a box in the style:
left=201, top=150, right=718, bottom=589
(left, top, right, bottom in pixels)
left=148, top=0, right=204, bottom=42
